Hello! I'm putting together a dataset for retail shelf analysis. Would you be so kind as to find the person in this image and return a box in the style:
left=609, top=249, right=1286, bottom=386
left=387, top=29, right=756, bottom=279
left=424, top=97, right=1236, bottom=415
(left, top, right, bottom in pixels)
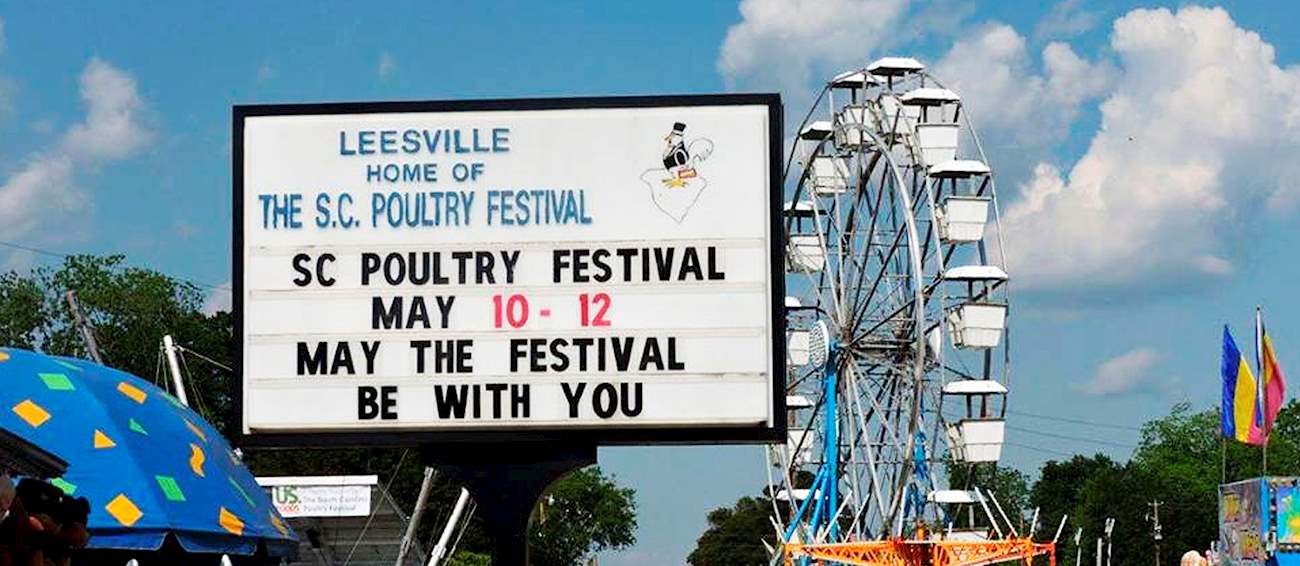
left=0, top=478, right=89, bottom=566
left=0, top=472, right=14, bottom=520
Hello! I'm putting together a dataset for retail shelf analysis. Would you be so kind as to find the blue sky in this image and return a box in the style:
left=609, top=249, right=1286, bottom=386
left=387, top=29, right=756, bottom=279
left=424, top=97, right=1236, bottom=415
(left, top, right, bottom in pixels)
left=3, top=1, right=1300, bottom=563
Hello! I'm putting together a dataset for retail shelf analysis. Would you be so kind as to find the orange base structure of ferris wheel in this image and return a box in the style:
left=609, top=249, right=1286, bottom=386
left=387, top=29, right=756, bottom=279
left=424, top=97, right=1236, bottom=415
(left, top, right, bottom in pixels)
left=784, top=537, right=1056, bottom=566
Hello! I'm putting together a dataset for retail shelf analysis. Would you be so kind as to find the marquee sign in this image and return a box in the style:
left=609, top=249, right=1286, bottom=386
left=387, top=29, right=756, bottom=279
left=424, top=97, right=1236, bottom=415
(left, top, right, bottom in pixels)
left=233, top=95, right=784, bottom=446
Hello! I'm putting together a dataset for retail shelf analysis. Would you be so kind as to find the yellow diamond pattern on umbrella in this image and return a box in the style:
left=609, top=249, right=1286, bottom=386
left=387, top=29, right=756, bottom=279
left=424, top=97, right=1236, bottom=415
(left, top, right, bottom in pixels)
left=270, top=512, right=288, bottom=536
left=219, top=507, right=244, bottom=536
left=13, top=399, right=50, bottom=427
left=106, top=494, right=143, bottom=527
left=189, top=443, right=206, bottom=477
left=0, top=351, right=9, bottom=362
left=117, top=382, right=147, bottom=404
left=93, top=429, right=116, bottom=449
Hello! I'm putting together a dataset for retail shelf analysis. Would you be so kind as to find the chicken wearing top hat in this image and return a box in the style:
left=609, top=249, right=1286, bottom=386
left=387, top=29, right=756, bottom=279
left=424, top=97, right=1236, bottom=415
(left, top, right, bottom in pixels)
left=661, top=122, right=697, bottom=187
left=641, top=121, right=714, bottom=223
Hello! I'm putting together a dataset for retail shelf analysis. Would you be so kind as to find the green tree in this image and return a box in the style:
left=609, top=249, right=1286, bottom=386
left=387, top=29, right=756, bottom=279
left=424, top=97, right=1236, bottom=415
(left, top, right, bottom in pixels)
left=687, top=495, right=773, bottom=566
left=687, top=471, right=813, bottom=565
left=1030, top=454, right=1120, bottom=565
left=443, top=551, right=490, bottom=566
left=530, top=467, right=637, bottom=566
left=946, top=462, right=1031, bottom=532
left=1069, top=460, right=1155, bottom=565
left=0, top=271, right=45, bottom=349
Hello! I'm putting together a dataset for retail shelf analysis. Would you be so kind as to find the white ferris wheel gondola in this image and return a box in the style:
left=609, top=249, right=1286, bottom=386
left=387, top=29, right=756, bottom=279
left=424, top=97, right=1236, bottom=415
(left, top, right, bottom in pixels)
left=866, top=56, right=925, bottom=77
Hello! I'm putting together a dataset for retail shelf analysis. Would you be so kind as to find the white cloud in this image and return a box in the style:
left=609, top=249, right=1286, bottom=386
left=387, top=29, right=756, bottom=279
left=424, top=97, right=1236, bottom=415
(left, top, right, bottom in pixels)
left=0, top=155, right=76, bottom=241
left=0, top=58, right=151, bottom=243
left=31, top=119, right=54, bottom=135
left=1076, top=347, right=1161, bottom=396
left=931, top=23, right=1112, bottom=179
left=63, top=58, right=150, bottom=160
left=1000, top=6, right=1300, bottom=290
left=1033, top=0, right=1099, bottom=41
left=257, top=62, right=278, bottom=82
left=202, top=282, right=232, bottom=315
left=718, top=0, right=912, bottom=92
left=378, top=53, right=397, bottom=80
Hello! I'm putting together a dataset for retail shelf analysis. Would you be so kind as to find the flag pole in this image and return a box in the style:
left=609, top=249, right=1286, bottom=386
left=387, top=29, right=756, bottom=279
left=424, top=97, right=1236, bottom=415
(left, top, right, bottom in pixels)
left=1221, top=432, right=1226, bottom=483
left=1258, top=305, right=1267, bottom=475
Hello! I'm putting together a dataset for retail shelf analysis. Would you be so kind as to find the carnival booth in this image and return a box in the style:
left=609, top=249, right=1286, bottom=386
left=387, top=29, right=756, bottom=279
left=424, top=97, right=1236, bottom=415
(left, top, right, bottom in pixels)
left=1219, top=477, right=1300, bottom=566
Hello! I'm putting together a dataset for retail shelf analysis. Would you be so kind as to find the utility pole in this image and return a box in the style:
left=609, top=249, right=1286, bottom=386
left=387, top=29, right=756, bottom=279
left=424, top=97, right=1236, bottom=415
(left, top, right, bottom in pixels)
left=1073, top=527, right=1083, bottom=566
left=1104, top=518, right=1115, bottom=566
left=65, top=291, right=104, bottom=364
left=1148, top=500, right=1164, bottom=566
left=396, top=467, right=437, bottom=566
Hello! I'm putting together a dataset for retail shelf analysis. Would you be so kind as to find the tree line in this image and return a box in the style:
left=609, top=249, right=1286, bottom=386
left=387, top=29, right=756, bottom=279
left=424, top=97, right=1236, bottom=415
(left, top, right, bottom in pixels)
left=690, top=402, right=1300, bottom=565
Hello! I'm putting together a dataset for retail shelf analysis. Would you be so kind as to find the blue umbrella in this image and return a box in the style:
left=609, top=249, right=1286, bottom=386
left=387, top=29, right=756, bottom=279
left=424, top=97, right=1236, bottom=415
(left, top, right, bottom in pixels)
left=0, top=347, right=296, bottom=558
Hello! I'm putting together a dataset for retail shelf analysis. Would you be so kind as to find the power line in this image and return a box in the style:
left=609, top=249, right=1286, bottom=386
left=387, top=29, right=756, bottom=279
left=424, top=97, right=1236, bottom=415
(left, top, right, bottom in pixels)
left=1006, top=425, right=1137, bottom=450
left=1003, top=441, right=1078, bottom=458
left=0, top=239, right=68, bottom=259
left=1007, top=409, right=1144, bottom=432
left=0, top=238, right=230, bottom=294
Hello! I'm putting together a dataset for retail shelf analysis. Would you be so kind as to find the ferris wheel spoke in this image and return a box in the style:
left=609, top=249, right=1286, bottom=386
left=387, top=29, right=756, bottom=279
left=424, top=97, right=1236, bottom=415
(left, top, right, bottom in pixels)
left=843, top=362, right=890, bottom=529
left=843, top=219, right=910, bottom=340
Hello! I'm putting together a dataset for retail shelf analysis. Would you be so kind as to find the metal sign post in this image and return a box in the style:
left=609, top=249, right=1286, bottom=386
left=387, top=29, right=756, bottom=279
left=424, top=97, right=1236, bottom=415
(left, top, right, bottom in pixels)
left=424, top=443, right=596, bottom=566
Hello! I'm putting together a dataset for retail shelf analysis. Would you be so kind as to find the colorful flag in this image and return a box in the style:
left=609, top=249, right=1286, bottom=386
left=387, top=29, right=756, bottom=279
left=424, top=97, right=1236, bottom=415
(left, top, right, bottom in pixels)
left=1257, top=310, right=1288, bottom=439
left=1222, top=325, right=1264, bottom=445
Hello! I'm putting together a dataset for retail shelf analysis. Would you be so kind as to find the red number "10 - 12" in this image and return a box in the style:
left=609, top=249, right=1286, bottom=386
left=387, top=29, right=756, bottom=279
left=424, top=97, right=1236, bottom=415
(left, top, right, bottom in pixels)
left=492, top=293, right=612, bottom=328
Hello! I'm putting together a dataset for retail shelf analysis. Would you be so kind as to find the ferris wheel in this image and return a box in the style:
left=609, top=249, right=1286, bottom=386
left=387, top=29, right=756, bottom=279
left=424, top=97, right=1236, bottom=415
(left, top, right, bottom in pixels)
left=769, top=56, right=1020, bottom=561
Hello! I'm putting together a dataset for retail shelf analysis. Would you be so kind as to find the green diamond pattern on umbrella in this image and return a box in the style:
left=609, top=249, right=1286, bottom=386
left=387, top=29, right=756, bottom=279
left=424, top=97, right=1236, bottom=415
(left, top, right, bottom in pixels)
left=162, top=393, right=186, bottom=409
left=39, top=373, right=75, bottom=391
left=52, top=360, right=82, bottom=372
left=228, top=477, right=256, bottom=508
left=50, top=478, right=77, bottom=495
left=129, top=418, right=148, bottom=435
left=156, top=475, right=186, bottom=502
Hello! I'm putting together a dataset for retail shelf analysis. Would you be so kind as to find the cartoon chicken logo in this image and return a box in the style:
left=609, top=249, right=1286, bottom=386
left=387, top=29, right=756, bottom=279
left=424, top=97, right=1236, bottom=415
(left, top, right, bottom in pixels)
left=640, top=122, right=714, bottom=223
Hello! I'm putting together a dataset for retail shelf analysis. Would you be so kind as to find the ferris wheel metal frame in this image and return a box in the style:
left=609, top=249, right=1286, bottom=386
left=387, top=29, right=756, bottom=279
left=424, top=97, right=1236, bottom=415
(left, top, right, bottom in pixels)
left=766, top=56, right=1050, bottom=566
